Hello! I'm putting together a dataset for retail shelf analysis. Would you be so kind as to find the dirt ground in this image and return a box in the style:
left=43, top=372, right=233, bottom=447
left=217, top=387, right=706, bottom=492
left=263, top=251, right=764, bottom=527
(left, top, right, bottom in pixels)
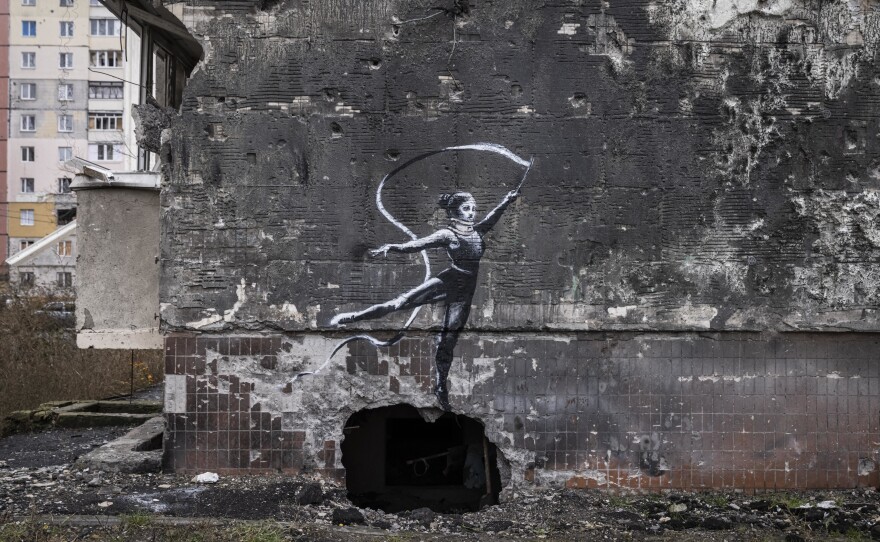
left=0, top=386, right=878, bottom=542
left=2, top=423, right=880, bottom=542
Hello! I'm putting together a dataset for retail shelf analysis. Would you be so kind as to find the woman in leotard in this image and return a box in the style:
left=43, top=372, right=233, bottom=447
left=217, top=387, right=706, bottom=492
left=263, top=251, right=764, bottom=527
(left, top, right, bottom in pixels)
left=330, top=188, right=520, bottom=410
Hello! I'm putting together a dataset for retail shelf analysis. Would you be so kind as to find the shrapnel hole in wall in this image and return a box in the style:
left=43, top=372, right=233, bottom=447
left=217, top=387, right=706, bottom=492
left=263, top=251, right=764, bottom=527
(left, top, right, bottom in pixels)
left=341, top=404, right=501, bottom=513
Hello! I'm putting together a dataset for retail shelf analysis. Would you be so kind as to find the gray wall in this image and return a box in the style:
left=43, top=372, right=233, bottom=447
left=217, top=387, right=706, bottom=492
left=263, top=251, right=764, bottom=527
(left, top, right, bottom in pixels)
left=161, top=0, right=880, bottom=334
left=158, top=0, right=880, bottom=488
left=75, top=182, right=160, bottom=347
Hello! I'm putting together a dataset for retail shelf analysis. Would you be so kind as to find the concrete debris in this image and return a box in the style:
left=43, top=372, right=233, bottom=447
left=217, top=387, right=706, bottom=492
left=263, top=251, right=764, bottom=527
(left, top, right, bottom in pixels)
left=192, top=472, right=220, bottom=484
left=295, top=481, right=324, bottom=505
left=0, top=457, right=879, bottom=538
left=74, top=417, right=164, bottom=474
left=331, top=507, right=365, bottom=525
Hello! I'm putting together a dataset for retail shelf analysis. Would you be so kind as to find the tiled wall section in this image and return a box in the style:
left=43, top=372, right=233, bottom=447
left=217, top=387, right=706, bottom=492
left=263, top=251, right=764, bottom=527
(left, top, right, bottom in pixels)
left=163, top=332, right=880, bottom=490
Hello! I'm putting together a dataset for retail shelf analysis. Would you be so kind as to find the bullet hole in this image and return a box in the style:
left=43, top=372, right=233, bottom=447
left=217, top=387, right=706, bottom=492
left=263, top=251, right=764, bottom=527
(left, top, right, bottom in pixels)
left=246, top=153, right=257, bottom=164
left=858, top=458, right=877, bottom=476
left=342, top=404, right=501, bottom=513
left=384, top=149, right=401, bottom=161
left=259, top=356, right=276, bottom=370
left=206, top=123, right=227, bottom=142
left=510, top=84, right=523, bottom=98
left=322, top=88, right=337, bottom=102
left=391, top=25, right=400, bottom=36
left=330, top=122, right=343, bottom=138
left=258, top=0, right=283, bottom=10
left=451, top=0, right=470, bottom=16
left=845, top=128, right=858, bottom=150
left=569, top=93, right=588, bottom=108
left=217, top=96, right=226, bottom=103
left=563, top=160, right=571, bottom=170
left=368, top=58, right=382, bottom=70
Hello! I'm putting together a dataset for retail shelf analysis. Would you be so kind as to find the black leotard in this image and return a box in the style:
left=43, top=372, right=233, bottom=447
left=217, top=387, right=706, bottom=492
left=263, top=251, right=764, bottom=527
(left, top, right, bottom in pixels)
left=444, top=226, right=484, bottom=275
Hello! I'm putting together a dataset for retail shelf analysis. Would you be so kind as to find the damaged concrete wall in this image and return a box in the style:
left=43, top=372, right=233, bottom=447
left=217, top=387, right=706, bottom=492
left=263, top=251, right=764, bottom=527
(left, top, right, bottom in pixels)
left=159, top=0, right=880, bottom=488
left=163, top=0, right=880, bottom=333
left=75, top=181, right=161, bottom=349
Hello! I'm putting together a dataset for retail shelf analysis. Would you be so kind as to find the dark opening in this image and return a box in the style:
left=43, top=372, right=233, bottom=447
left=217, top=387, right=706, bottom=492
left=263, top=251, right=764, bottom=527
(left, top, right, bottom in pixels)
left=341, top=404, right=501, bottom=513
left=57, top=208, right=76, bottom=225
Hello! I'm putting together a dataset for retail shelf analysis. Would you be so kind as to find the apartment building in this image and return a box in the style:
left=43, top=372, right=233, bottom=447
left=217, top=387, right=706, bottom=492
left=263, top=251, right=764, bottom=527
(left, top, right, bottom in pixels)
left=6, top=0, right=138, bottom=287
left=0, top=1, right=9, bottom=279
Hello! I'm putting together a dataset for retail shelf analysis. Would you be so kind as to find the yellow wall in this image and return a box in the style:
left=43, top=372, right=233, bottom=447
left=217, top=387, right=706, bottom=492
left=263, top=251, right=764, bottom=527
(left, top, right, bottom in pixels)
left=8, top=202, right=55, bottom=237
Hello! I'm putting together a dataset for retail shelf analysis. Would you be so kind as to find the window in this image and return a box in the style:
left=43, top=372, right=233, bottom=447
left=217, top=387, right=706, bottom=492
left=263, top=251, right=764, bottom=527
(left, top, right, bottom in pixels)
left=57, top=241, right=73, bottom=256
left=58, top=177, right=72, bottom=193
left=57, top=272, right=73, bottom=287
left=59, top=21, right=74, bottom=37
left=89, top=19, right=120, bottom=36
left=20, top=83, right=36, bottom=100
left=21, top=147, right=35, bottom=161
left=58, top=147, right=72, bottom=162
left=89, top=111, right=122, bottom=130
left=90, top=50, right=120, bottom=67
left=20, top=209, right=35, bottom=226
left=20, top=178, right=34, bottom=193
left=19, top=241, right=34, bottom=251
left=88, top=81, right=123, bottom=99
left=58, top=83, right=74, bottom=101
left=57, top=208, right=76, bottom=225
left=90, top=0, right=101, bottom=4
left=93, top=143, right=116, bottom=161
left=20, top=272, right=35, bottom=286
left=21, top=52, right=35, bottom=68
left=22, top=21, right=36, bottom=37
left=59, top=52, right=73, bottom=69
left=22, top=0, right=35, bottom=5
left=57, top=115, right=73, bottom=132
left=20, top=115, right=35, bottom=132
left=60, top=0, right=74, bottom=5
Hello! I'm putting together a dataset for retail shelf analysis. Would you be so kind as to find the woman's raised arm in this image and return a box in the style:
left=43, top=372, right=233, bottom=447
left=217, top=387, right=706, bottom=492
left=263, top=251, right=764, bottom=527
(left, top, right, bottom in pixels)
left=370, top=229, right=455, bottom=257
left=476, top=189, right=520, bottom=234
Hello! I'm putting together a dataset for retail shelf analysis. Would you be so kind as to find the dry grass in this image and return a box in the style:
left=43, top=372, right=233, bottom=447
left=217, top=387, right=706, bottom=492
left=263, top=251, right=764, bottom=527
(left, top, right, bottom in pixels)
left=0, top=289, right=163, bottom=418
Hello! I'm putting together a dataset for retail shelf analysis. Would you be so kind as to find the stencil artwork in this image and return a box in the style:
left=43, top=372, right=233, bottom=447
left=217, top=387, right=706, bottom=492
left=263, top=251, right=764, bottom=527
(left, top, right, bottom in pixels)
left=296, top=144, right=533, bottom=411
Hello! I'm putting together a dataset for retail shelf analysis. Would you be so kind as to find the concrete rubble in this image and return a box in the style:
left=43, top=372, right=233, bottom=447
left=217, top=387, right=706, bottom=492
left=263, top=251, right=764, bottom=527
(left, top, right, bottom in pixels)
left=0, top=420, right=879, bottom=540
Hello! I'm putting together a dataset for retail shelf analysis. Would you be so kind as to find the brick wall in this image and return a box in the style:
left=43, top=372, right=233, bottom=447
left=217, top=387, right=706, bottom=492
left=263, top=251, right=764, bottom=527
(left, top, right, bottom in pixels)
left=163, top=332, right=880, bottom=490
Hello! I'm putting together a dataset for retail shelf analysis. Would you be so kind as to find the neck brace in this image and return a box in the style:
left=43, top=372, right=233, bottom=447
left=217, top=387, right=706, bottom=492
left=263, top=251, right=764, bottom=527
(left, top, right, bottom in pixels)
left=449, top=218, right=475, bottom=234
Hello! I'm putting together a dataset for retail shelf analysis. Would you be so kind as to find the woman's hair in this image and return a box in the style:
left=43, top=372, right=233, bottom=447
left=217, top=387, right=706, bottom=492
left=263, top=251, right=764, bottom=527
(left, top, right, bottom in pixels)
left=438, top=192, right=473, bottom=215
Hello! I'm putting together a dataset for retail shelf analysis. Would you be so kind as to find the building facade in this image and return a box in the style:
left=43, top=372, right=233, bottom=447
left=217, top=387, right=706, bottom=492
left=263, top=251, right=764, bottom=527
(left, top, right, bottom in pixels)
left=75, top=0, right=880, bottom=496
left=5, top=0, right=137, bottom=287
left=6, top=219, right=74, bottom=289
left=0, top=0, right=9, bottom=278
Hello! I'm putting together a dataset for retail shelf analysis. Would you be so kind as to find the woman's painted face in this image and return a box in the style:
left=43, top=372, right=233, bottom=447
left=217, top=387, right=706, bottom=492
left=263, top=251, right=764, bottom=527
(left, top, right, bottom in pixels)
left=455, top=197, right=477, bottom=222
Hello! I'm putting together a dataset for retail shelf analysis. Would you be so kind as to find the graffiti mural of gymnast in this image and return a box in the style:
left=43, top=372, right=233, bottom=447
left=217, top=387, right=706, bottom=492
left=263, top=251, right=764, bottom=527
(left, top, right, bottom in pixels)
left=330, top=188, right=520, bottom=410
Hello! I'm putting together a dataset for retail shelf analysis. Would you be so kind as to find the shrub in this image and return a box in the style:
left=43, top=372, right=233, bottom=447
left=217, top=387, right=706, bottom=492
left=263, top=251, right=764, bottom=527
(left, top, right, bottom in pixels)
left=0, top=287, right=163, bottom=418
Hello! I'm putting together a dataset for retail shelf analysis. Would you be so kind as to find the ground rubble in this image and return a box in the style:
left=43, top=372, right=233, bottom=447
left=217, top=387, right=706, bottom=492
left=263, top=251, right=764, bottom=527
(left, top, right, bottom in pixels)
left=2, top=420, right=880, bottom=540
left=3, top=455, right=880, bottom=541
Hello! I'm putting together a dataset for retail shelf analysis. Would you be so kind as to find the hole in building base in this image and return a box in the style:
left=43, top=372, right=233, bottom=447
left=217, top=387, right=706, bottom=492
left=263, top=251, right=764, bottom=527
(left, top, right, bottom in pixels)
left=341, top=404, right=502, bottom=513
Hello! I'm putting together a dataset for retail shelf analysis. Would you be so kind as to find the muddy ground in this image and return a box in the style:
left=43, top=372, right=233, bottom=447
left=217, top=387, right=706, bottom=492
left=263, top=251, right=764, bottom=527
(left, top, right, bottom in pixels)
left=1, top=424, right=880, bottom=541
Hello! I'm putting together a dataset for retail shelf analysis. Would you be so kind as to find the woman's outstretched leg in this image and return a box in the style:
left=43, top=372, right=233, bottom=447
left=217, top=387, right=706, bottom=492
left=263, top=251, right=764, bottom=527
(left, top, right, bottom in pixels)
left=434, top=301, right=471, bottom=411
left=330, top=277, right=445, bottom=326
